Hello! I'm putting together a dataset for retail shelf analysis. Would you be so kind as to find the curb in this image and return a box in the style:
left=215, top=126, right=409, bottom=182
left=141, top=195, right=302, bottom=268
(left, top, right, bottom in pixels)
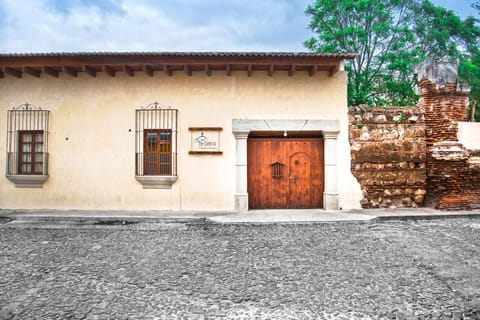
left=2, top=212, right=480, bottom=225
left=0, top=214, right=207, bottom=225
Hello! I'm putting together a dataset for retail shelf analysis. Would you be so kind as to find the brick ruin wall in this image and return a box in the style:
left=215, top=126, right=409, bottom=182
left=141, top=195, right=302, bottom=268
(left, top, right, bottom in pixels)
left=349, top=60, right=480, bottom=210
left=349, top=106, right=427, bottom=208
left=420, top=80, right=480, bottom=210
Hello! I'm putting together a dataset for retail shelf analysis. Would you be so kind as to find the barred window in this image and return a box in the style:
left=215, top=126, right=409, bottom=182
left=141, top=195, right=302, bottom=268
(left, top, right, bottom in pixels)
left=6, top=103, right=50, bottom=188
left=135, top=102, right=178, bottom=189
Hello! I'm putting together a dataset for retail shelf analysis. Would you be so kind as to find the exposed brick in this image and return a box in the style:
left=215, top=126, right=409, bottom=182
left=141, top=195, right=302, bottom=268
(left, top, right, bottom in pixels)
left=349, top=60, right=480, bottom=210
left=421, top=77, right=480, bottom=210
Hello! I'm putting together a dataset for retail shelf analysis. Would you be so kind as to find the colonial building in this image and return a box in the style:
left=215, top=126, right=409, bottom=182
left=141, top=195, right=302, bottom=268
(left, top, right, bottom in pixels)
left=0, top=52, right=363, bottom=211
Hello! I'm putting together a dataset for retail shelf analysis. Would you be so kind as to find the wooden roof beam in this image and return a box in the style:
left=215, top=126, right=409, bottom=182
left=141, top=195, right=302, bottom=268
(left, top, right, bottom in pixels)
left=144, top=65, right=153, bottom=77
left=184, top=65, right=192, bottom=76
left=329, top=62, right=342, bottom=77
left=226, top=64, right=231, bottom=76
left=123, top=65, right=134, bottom=77
left=288, top=65, right=296, bottom=77
left=63, top=66, right=78, bottom=77
left=4, top=67, right=22, bottom=78
left=247, top=64, right=252, bottom=77
left=83, top=66, right=96, bottom=77
left=309, top=65, right=318, bottom=77
left=103, top=65, right=116, bottom=77
left=42, top=67, right=58, bottom=78
left=205, top=64, right=211, bottom=76
left=23, top=67, right=40, bottom=78
left=268, top=64, right=274, bottom=77
left=163, top=65, right=172, bottom=76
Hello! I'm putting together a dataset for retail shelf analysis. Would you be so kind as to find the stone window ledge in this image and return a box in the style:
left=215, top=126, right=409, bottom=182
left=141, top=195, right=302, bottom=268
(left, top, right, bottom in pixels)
left=6, top=174, right=48, bottom=188
left=135, top=175, right=177, bottom=189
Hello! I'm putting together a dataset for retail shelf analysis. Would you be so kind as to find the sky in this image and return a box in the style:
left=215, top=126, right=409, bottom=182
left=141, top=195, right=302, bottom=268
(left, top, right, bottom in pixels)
left=0, top=0, right=477, bottom=53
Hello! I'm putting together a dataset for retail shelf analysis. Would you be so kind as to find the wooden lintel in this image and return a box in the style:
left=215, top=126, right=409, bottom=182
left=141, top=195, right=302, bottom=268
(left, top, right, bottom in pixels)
left=42, top=67, right=59, bottom=78
left=123, top=65, right=134, bottom=77
left=63, top=66, right=78, bottom=77
left=143, top=65, right=153, bottom=77
left=288, top=65, right=296, bottom=77
left=23, top=67, right=40, bottom=78
left=163, top=65, right=172, bottom=76
left=329, top=64, right=340, bottom=77
left=188, top=151, right=223, bottom=155
left=247, top=64, right=252, bottom=77
left=4, top=67, right=22, bottom=78
left=184, top=65, right=192, bottom=76
left=309, top=65, right=318, bottom=77
left=205, top=65, right=211, bottom=76
left=83, top=66, right=96, bottom=77
left=226, top=64, right=231, bottom=76
left=103, top=65, right=116, bottom=77
left=268, top=64, right=274, bottom=77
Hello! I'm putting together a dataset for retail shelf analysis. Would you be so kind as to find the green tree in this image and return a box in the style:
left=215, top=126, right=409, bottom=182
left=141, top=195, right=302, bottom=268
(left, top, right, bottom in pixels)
left=459, top=56, right=480, bottom=120
left=305, top=0, right=480, bottom=108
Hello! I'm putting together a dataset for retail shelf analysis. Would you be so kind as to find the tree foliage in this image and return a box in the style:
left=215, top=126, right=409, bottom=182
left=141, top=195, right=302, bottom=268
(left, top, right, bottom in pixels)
left=305, top=0, right=480, bottom=110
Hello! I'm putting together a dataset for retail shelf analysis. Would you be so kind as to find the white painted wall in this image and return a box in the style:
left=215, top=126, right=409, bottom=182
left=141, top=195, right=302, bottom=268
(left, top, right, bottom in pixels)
left=458, top=122, right=480, bottom=151
left=0, top=70, right=362, bottom=210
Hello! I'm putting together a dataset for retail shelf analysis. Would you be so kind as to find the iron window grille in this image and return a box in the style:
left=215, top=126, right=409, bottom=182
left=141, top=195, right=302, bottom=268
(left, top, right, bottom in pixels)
left=6, top=103, right=50, bottom=176
left=135, top=102, right=178, bottom=176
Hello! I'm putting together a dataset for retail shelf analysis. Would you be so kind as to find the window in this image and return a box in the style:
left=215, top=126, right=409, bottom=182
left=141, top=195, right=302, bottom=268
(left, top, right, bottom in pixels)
left=19, top=130, right=45, bottom=174
left=6, top=103, right=50, bottom=188
left=144, top=129, right=172, bottom=175
left=135, top=102, right=178, bottom=189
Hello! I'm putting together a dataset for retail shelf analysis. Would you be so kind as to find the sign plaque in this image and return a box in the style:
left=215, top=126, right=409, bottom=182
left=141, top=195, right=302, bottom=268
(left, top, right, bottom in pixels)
left=189, top=127, right=223, bottom=154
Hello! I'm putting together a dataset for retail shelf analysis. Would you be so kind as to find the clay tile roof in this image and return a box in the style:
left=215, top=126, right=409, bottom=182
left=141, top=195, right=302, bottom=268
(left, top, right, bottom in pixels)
left=0, top=51, right=357, bottom=59
left=0, top=51, right=356, bottom=78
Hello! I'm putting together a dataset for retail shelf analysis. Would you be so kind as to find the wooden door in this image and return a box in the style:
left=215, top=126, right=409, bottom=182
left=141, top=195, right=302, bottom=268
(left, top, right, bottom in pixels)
left=143, top=129, right=172, bottom=175
left=247, top=137, right=324, bottom=209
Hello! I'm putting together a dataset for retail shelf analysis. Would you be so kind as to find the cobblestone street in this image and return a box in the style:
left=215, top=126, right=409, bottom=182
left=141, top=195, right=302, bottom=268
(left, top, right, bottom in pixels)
left=1, top=218, right=480, bottom=319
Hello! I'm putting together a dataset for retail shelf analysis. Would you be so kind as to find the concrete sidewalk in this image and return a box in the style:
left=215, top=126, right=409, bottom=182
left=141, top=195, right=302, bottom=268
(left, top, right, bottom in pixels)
left=1, top=208, right=480, bottom=224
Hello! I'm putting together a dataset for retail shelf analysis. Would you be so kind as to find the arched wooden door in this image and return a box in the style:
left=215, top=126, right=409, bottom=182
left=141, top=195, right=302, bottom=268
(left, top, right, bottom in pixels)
left=247, top=137, right=324, bottom=209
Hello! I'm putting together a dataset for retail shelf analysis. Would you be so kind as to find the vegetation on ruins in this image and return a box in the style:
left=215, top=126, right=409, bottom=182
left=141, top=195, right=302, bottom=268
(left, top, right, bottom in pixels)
left=305, top=0, right=480, bottom=120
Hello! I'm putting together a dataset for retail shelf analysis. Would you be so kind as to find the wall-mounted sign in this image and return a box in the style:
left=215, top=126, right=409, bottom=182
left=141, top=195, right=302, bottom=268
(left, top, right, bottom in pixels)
left=189, top=127, right=223, bottom=155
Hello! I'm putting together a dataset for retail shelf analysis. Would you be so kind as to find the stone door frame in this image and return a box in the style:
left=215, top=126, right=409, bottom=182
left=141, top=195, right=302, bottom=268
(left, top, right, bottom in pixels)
left=232, top=119, right=340, bottom=211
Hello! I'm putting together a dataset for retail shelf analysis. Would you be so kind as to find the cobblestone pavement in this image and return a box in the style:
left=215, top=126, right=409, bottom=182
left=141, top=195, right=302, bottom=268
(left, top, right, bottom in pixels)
left=1, top=219, right=480, bottom=319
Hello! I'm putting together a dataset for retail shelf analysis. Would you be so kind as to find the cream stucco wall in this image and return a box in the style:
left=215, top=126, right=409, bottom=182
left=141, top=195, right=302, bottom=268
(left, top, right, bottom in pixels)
left=458, top=122, right=480, bottom=151
left=0, top=70, right=362, bottom=211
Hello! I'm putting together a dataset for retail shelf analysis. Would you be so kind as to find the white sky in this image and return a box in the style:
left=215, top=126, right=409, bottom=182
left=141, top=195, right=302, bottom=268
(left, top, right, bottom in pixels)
left=0, top=0, right=477, bottom=53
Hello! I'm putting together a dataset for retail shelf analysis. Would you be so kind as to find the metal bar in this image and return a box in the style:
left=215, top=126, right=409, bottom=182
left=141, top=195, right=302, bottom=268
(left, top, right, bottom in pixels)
left=174, top=109, right=178, bottom=175
left=135, top=109, right=138, bottom=175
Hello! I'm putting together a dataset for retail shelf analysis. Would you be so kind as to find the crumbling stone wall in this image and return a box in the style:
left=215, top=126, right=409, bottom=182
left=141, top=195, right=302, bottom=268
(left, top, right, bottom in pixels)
left=349, top=60, right=480, bottom=210
left=417, top=60, right=480, bottom=210
left=349, top=106, right=427, bottom=208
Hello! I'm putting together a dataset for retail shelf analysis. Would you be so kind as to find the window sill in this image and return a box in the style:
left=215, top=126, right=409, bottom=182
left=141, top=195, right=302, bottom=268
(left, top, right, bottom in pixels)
left=6, top=174, right=48, bottom=188
left=135, top=175, right=177, bottom=189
